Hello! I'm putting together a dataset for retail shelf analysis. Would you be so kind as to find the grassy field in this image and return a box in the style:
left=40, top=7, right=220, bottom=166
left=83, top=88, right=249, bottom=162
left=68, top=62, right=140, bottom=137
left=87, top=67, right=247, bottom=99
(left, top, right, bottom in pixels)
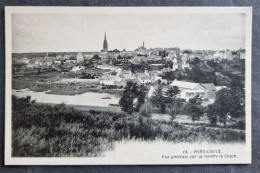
left=12, top=71, right=61, bottom=90
left=152, top=114, right=242, bottom=128
left=12, top=70, right=124, bottom=96
left=12, top=95, right=245, bottom=157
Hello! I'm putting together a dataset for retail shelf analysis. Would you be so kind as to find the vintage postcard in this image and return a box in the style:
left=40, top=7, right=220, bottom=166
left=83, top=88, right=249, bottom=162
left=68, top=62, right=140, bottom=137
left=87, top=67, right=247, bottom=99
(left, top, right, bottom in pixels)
left=5, top=7, right=252, bottom=165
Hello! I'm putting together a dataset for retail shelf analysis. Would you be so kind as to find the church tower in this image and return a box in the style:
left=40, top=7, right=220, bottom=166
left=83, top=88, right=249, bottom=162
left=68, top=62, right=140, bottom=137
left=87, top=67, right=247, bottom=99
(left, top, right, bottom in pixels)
left=103, top=32, right=108, bottom=52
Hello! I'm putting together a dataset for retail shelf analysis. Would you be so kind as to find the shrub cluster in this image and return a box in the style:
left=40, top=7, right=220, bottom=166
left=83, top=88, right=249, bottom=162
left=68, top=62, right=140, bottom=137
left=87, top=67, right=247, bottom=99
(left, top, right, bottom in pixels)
left=12, top=95, right=245, bottom=157
left=12, top=96, right=159, bottom=157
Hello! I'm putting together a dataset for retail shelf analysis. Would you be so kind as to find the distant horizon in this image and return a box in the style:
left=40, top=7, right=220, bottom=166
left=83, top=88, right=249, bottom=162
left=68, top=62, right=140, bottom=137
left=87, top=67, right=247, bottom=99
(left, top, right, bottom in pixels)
left=12, top=13, right=246, bottom=53
left=12, top=46, right=246, bottom=54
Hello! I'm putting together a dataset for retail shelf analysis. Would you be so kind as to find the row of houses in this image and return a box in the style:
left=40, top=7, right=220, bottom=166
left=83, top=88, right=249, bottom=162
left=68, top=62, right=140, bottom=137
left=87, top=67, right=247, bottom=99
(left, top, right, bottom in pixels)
left=98, top=69, right=168, bottom=86
left=133, top=47, right=246, bottom=62
left=213, top=49, right=246, bottom=60
left=17, top=56, right=72, bottom=69
left=53, top=75, right=224, bottom=106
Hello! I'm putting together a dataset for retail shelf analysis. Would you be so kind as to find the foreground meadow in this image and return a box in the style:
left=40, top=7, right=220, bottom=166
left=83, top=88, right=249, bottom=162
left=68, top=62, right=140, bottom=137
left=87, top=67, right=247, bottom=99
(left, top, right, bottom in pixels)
left=12, top=96, right=245, bottom=157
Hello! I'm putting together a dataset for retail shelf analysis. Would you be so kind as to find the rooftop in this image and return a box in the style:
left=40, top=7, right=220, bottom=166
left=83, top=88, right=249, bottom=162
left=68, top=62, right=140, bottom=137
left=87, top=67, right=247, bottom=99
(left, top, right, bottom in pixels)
left=201, top=83, right=216, bottom=91
left=170, top=80, right=200, bottom=89
left=170, top=80, right=216, bottom=91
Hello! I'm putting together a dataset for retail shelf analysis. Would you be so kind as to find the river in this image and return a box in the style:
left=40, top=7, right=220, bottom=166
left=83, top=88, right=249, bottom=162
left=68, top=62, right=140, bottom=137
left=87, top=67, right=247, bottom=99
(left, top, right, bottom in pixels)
left=12, top=89, right=120, bottom=107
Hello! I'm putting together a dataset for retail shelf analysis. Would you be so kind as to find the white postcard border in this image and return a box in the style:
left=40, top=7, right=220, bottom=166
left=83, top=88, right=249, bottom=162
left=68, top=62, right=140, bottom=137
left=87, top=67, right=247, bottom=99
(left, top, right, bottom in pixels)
left=5, top=6, right=252, bottom=165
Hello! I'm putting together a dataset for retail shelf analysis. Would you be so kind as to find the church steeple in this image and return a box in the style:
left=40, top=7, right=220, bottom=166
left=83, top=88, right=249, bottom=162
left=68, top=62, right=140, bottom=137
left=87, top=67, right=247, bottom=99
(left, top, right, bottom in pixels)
left=143, top=41, right=144, bottom=48
left=103, top=32, right=108, bottom=52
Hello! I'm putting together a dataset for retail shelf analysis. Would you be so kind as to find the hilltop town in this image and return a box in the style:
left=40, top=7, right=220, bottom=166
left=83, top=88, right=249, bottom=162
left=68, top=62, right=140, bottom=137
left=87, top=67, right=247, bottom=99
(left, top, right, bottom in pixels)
left=12, top=32, right=245, bottom=107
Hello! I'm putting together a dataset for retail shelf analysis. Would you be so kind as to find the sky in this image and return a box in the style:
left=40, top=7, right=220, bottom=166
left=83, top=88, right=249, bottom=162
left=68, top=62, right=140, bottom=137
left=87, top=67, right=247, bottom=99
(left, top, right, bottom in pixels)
left=12, top=13, right=245, bottom=53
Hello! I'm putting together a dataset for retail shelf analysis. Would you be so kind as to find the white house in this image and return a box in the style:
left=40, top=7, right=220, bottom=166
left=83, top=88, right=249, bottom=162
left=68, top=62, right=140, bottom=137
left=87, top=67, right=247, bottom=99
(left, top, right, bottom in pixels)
left=77, top=51, right=84, bottom=63
left=170, top=80, right=205, bottom=101
left=54, top=60, right=61, bottom=65
left=118, top=70, right=134, bottom=79
left=62, top=55, right=70, bottom=60
left=71, top=66, right=80, bottom=73
left=99, top=74, right=121, bottom=86
left=20, top=57, right=29, bottom=64
left=237, top=49, right=246, bottom=59
left=182, top=64, right=190, bottom=69
left=169, top=80, right=216, bottom=103
left=202, top=91, right=216, bottom=106
left=71, top=66, right=84, bottom=73
left=223, top=50, right=232, bottom=60
left=139, top=77, right=152, bottom=84
left=214, top=50, right=232, bottom=60
left=214, top=51, right=224, bottom=59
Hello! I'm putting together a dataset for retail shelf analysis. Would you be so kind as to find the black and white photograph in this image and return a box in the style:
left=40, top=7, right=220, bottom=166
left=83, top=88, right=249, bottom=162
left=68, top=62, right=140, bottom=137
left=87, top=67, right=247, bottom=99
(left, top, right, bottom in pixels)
left=5, top=7, right=252, bottom=165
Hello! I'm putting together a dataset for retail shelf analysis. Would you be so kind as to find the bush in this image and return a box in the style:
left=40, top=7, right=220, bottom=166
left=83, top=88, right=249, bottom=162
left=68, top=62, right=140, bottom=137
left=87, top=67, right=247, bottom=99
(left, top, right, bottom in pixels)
left=168, top=108, right=177, bottom=121
left=139, top=102, right=153, bottom=118
left=208, top=115, right=218, bottom=126
left=228, top=120, right=245, bottom=130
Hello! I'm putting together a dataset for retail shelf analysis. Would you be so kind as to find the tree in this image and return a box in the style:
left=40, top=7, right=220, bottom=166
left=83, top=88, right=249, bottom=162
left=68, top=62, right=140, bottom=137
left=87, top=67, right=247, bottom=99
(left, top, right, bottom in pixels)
left=119, top=82, right=138, bottom=113
left=190, top=57, right=201, bottom=66
left=166, top=86, right=180, bottom=98
left=218, top=77, right=244, bottom=120
left=165, top=86, right=180, bottom=120
left=186, top=67, right=217, bottom=84
left=230, top=76, right=244, bottom=91
left=206, top=60, right=223, bottom=72
left=186, top=96, right=203, bottom=123
left=135, top=84, right=147, bottom=111
left=206, top=84, right=245, bottom=127
left=165, top=61, right=173, bottom=69
left=214, top=88, right=231, bottom=127
left=161, top=71, right=176, bottom=81
left=69, top=56, right=76, bottom=60
left=206, top=104, right=219, bottom=126
left=229, top=88, right=245, bottom=118
left=92, top=55, right=101, bottom=62
left=150, top=85, right=166, bottom=113
left=157, top=79, right=161, bottom=85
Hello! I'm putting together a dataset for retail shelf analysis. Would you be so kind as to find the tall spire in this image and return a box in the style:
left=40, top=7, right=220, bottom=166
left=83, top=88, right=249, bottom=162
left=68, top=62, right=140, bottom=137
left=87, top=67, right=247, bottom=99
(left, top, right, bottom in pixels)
left=143, top=41, right=144, bottom=48
left=103, top=32, right=108, bottom=52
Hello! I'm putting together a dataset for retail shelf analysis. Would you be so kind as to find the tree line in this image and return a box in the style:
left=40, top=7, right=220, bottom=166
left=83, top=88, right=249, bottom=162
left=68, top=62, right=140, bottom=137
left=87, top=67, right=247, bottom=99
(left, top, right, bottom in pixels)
left=119, top=78, right=245, bottom=129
